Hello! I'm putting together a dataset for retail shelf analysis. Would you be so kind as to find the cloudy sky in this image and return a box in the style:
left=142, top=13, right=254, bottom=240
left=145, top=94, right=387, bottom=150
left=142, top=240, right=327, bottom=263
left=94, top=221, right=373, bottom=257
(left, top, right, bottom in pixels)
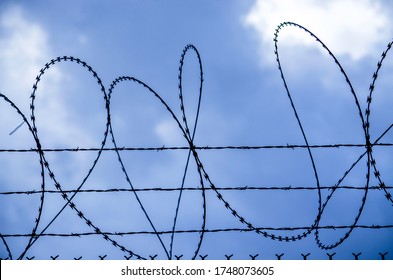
left=0, top=0, right=393, bottom=260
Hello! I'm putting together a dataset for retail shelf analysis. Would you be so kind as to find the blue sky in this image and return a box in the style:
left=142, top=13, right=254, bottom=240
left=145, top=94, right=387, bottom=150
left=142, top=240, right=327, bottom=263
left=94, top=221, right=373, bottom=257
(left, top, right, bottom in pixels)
left=0, top=0, right=393, bottom=260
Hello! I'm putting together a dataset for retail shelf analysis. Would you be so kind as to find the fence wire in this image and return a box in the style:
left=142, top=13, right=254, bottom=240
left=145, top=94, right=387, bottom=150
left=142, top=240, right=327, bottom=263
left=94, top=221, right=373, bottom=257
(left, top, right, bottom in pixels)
left=1, top=22, right=393, bottom=260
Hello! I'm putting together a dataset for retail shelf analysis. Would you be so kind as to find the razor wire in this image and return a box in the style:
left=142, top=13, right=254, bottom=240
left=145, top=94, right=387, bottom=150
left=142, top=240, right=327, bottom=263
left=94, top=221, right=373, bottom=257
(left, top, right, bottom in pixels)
left=0, top=22, right=393, bottom=260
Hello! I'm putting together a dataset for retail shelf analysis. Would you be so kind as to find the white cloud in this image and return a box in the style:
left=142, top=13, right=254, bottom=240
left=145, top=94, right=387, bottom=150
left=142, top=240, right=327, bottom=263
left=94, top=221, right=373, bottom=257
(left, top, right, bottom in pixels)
left=0, top=6, right=53, bottom=104
left=155, top=119, right=183, bottom=145
left=244, top=0, right=392, bottom=63
left=0, top=6, right=101, bottom=146
left=0, top=6, right=100, bottom=186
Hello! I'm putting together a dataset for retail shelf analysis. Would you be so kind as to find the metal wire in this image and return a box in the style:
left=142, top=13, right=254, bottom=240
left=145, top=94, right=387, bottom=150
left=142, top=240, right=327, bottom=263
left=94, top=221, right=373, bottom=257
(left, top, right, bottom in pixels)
left=0, top=22, right=392, bottom=260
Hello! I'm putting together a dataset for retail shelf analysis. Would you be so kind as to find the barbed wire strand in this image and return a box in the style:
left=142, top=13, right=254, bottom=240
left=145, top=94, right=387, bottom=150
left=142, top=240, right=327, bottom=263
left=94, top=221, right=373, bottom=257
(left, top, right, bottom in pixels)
left=3, top=224, right=393, bottom=239
left=2, top=184, right=393, bottom=196
left=2, top=142, right=393, bottom=153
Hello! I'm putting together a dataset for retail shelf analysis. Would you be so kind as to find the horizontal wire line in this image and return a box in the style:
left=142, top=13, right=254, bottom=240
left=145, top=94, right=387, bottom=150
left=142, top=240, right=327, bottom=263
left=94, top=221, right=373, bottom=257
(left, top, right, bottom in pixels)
left=0, top=142, right=393, bottom=153
left=3, top=224, right=393, bottom=238
left=1, top=185, right=393, bottom=195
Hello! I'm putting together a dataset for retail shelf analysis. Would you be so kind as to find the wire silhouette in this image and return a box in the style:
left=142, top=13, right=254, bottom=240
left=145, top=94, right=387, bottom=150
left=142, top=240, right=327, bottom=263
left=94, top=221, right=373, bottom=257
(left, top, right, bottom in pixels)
left=0, top=22, right=393, bottom=260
